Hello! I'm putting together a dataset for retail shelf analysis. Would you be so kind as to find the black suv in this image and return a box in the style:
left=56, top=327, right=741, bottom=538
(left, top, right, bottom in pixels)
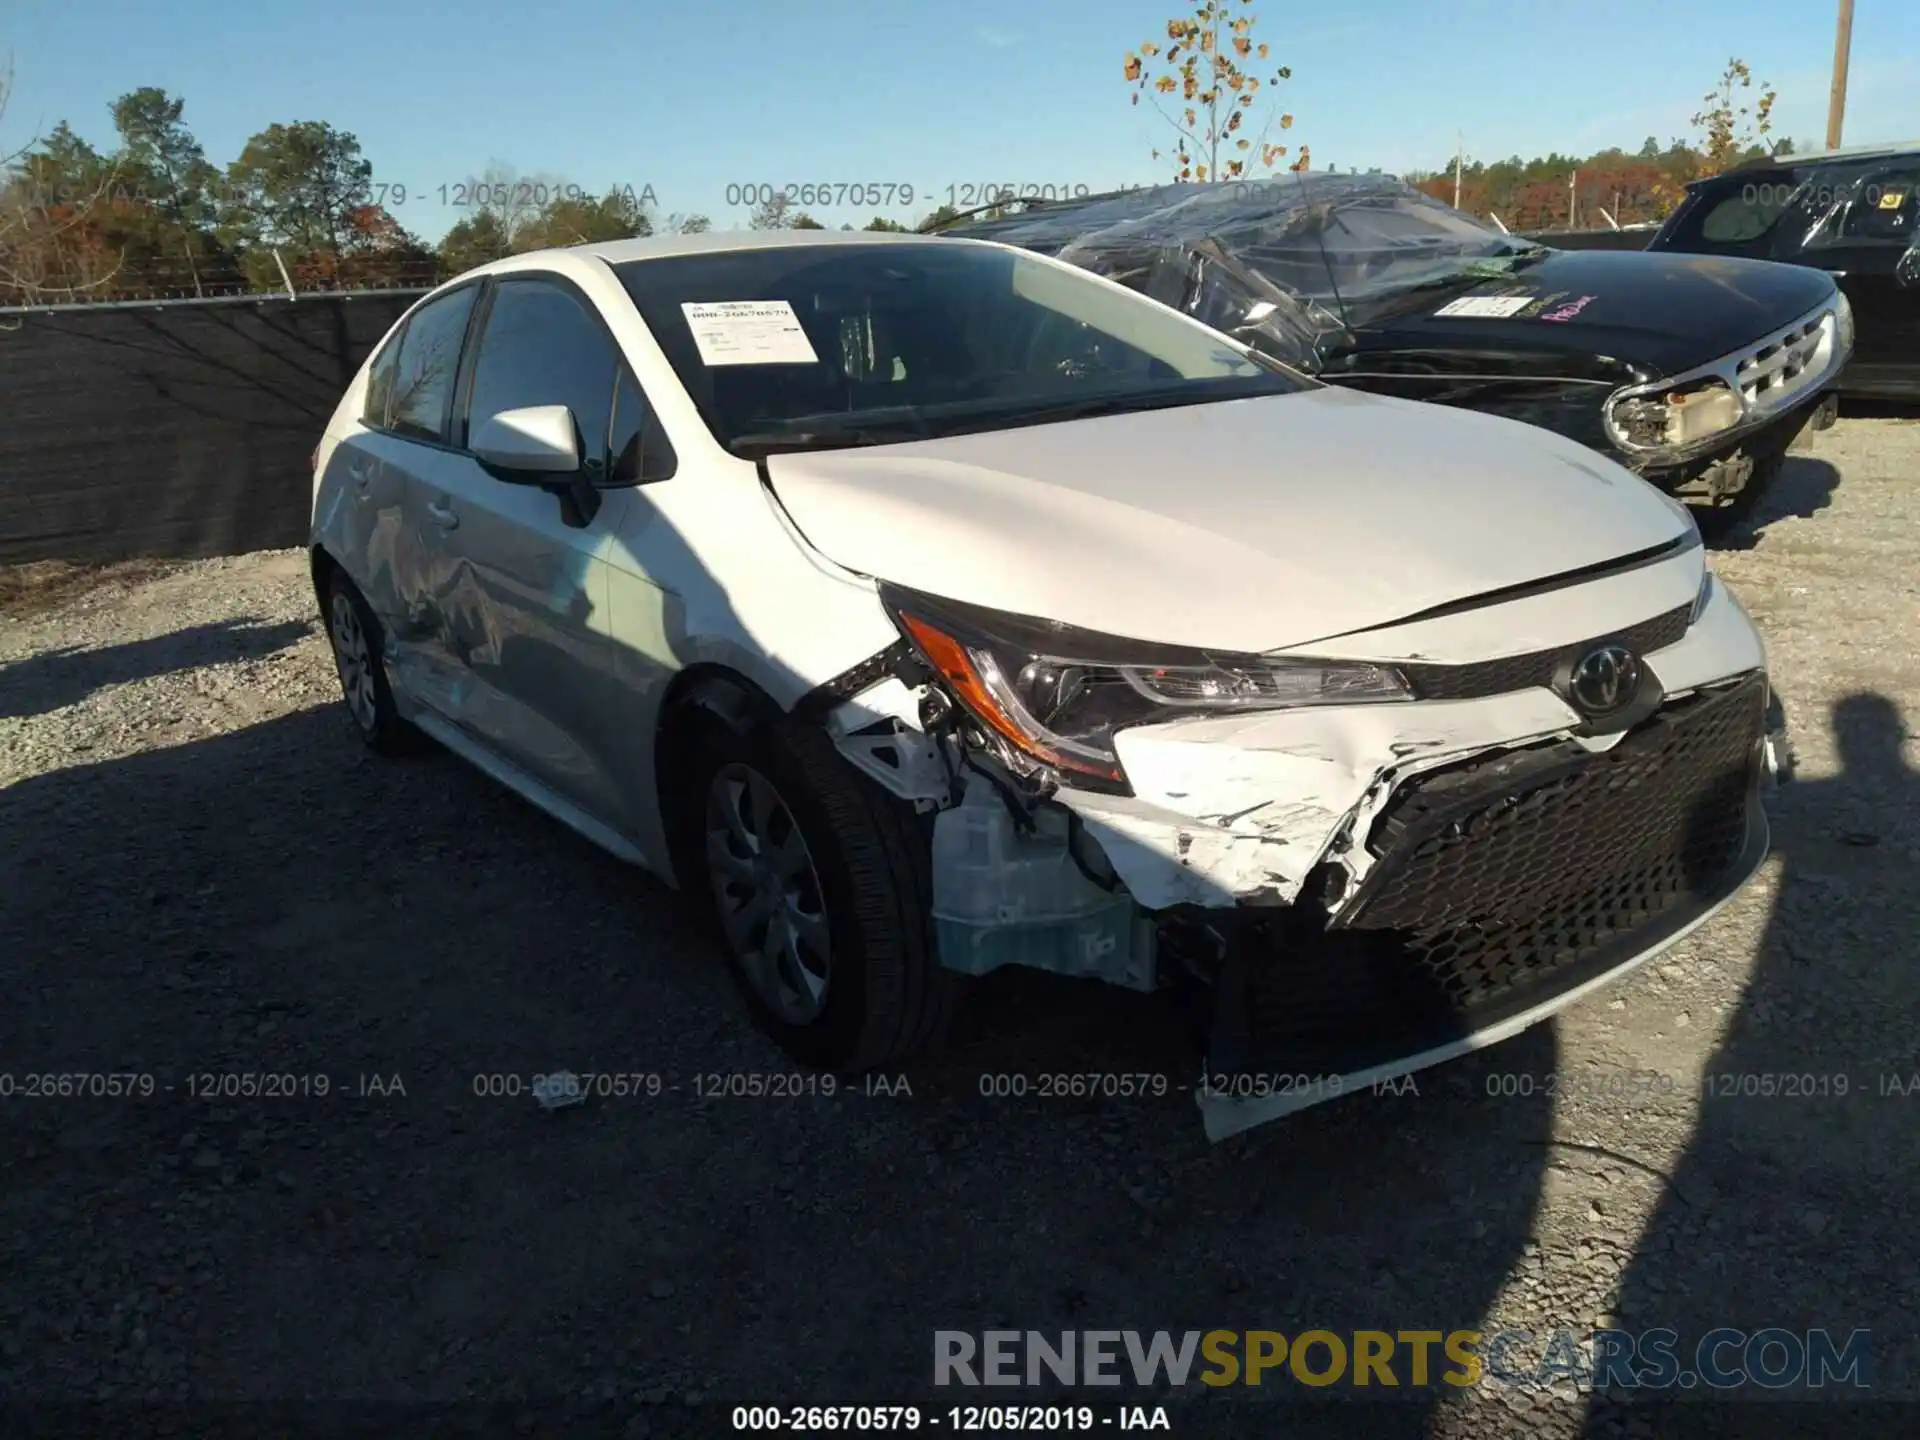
left=1649, top=141, right=1920, bottom=402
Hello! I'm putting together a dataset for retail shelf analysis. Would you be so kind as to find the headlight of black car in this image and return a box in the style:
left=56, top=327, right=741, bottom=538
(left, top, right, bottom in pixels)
left=881, top=585, right=1412, bottom=788
left=1606, top=378, right=1745, bottom=453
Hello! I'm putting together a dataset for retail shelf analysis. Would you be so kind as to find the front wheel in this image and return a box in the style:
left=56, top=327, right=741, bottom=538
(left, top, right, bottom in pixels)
left=671, top=691, right=953, bottom=1073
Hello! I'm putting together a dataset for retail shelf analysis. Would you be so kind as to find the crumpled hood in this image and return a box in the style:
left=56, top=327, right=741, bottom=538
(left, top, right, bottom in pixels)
left=765, top=386, right=1693, bottom=654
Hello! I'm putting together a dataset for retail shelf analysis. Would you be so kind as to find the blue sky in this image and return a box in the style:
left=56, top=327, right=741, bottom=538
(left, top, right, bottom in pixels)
left=4, top=0, right=1915, bottom=241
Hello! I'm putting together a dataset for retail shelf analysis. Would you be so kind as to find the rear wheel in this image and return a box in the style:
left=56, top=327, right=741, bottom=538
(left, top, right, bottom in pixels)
left=323, top=570, right=424, bottom=756
left=669, top=687, right=953, bottom=1072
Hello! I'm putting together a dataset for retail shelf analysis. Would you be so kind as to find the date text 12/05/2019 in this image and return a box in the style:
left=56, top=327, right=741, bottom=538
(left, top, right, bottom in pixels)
left=0, top=1072, right=406, bottom=1099
left=729, top=1405, right=1171, bottom=1431
left=721, top=183, right=1126, bottom=212
left=367, top=181, right=657, bottom=210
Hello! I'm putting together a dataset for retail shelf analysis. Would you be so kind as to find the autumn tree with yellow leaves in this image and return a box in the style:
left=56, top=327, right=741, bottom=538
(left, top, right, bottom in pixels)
left=1692, top=58, right=1778, bottom=174
left=1125, top=0, right=1305, bottom=181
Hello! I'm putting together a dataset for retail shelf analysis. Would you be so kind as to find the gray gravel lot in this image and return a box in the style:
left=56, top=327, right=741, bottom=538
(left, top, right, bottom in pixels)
left=3, top=423, right=1917, bottom=1438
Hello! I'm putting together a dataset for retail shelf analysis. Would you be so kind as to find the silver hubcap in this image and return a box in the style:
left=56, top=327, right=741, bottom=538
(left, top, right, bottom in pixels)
left=329, top=591, right=378, bottom=734
left=703, top=762, right=832, bottom=1023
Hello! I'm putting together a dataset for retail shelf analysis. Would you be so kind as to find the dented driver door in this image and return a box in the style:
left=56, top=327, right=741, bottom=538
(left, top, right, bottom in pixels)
left=409, top=275, right=642, bottom=833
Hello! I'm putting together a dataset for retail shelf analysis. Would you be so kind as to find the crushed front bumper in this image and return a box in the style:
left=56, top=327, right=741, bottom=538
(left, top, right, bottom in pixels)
left=1192, top=671, right=1772, bottom=1138
left=832, top=546, right=1779, bottom=1140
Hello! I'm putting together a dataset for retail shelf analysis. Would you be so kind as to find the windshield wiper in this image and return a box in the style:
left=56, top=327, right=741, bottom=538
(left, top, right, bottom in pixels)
left=727, top=426, right=918, bottom=460
left=958, top=387, right=1247, bottom=432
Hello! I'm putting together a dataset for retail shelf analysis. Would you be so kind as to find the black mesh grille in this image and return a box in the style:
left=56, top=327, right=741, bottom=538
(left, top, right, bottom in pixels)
left=1399, top=603, right=1692, bottom=702
left=1221, top=674, right=1766, bottom=1069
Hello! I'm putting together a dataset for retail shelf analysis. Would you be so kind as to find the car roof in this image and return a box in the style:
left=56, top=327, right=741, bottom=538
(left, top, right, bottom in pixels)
left=1729, top=139, right=1920, bottom=171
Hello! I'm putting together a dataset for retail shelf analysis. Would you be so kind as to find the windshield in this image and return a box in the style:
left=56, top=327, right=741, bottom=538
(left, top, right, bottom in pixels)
left=613, top=241, right=1310, bottom=456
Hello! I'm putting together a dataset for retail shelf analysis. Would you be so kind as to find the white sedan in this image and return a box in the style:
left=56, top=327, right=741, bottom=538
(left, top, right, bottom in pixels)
left=311, top=229, right=1784, bottom=1138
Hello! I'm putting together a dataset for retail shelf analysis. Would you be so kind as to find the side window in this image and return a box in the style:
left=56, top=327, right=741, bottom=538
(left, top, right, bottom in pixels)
left=362, top=329, right=403, bottom=428
left=1699, top=190, right=1791, bottom=244
left=389, top=286, right=478, bottom=442
left=609, top=366, right=678, bottom=483
left=466, top=279, right=620, bottom=481
left=1844, top=168, right=1919, bottom=244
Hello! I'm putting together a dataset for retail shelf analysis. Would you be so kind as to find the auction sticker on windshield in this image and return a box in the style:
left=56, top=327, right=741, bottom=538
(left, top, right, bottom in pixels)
left=1433, top=294, right=1534, bottom=318
left=681, top=300, right=821, bottom=366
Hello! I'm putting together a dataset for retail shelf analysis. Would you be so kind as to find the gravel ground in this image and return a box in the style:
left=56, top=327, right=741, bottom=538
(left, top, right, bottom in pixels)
left=3, top=424, right=1917, bottom=1439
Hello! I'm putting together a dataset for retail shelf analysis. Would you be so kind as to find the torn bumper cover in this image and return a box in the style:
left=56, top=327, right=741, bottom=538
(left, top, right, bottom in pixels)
left=1184, top=672, right=1771, bottom=1138
left=824, top=571, right=1779, bottom=1140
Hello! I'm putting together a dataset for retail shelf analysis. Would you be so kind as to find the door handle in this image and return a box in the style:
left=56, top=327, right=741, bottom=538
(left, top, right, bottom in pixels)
left=427, top=500, right=460, bottom=531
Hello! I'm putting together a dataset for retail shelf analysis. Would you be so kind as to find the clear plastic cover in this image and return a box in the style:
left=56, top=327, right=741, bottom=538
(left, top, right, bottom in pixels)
left=940, top=174, right=1549, bottom=372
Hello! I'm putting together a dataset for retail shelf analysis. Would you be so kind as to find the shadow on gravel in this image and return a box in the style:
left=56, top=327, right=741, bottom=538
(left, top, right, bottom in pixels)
left=0, top=618, right=313, bottom=720
left=1836, top=398, right=1920, bottom=421
left=0, top=696, right=1559, bottom=1434
left=1709, top=457, right=1842, bottom=555
left=1583, top=693, right=1918, bottom=1435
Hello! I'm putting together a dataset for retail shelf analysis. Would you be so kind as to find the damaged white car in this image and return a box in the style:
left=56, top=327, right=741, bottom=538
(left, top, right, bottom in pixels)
left=312, top=230, right=1787, bottom=1139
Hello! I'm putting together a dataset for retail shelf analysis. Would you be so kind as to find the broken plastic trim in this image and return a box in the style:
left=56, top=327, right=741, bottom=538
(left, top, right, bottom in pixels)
left=792, top=640, right=922, bottom=725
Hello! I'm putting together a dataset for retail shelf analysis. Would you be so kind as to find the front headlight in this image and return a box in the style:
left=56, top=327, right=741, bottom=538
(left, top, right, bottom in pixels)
left=1607, top=377, right=1744, bottom=453
left=883, top=586, right=1412, bottom=788
left=1833, top=289, right=1855, bottom=355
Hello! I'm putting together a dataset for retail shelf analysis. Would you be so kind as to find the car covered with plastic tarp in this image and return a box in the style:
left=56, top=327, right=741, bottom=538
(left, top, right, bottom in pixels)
left=942, top=174, right=1853, bottom=531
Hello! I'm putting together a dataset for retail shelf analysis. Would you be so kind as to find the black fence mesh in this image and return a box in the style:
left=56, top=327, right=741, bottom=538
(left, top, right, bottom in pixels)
left=0, top=291, right=424, bottom=565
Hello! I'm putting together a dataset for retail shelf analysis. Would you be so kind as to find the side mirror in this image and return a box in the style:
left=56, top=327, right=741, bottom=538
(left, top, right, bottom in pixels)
left=470, top=405, right=601, bottom=528
left=471, top=405, right=581, bottom=475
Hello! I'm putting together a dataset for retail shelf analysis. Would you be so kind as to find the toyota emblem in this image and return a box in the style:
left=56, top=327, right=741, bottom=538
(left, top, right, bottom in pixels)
left=1566, top=643, right=1642, bottom=717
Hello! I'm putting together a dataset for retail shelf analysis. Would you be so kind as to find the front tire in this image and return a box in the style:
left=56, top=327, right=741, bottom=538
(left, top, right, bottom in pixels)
left=670, top=689, right=953, bottom=1073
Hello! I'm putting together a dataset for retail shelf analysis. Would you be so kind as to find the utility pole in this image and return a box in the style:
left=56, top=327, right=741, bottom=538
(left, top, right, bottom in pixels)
left=1454, top=132, right=1464, bottom=209
left=1568, top=169, right=1578, bottom=229
left=1826, top=0, right=1855, bottom=149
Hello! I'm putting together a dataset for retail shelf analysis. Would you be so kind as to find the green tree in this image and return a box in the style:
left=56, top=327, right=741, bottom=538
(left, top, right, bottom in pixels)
left=915, top=202, right=961, bottom=232
left=1126, top=0, right=1302, bottom=180
left=747, top=191, right=795, bottom=229
left=517, top=185, right=653, bottom=249
left=863, top=216, right=910, bottom=232
left=662, top=211, right=712, bottom=234
left=223, top=121, right=373, bottom=275
left=437, top=208, right=510, bottom=275
left=790, top=212, right=825, bottom=230
left=110, top=87, right=218, bottom=294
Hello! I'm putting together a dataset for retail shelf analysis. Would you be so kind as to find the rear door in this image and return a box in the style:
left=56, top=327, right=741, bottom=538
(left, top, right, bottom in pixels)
left=413, top=273, right=641, bottom=828
left=331, top=282, right=483, bottom=706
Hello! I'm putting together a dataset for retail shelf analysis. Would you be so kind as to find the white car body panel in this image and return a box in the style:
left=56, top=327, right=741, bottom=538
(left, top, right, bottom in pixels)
left=762, top=385, right=1692, bottom=653
left=308, top=230, right=1780, bottom=1140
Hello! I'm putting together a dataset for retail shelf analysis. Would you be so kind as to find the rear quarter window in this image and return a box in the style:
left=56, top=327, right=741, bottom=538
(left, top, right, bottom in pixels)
left=362, top=329, right=404, bottom=428
left=1699, top=190, right=1795, bottom=243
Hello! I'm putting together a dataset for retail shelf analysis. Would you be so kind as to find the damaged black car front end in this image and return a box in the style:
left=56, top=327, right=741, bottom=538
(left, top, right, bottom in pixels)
left=941, top=176, right=1854, bottom=531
